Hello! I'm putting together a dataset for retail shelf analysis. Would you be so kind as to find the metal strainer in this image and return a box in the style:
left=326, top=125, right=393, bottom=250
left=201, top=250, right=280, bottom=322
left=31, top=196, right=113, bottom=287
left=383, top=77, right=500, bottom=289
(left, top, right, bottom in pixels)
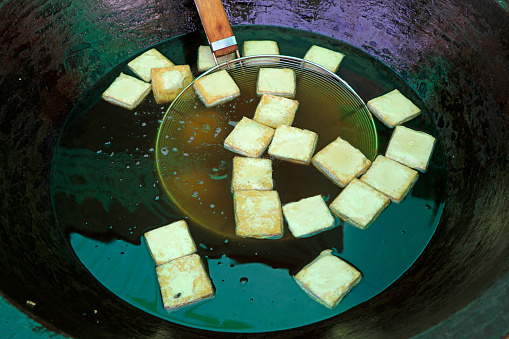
left=155, top=1, right=377, bottom=235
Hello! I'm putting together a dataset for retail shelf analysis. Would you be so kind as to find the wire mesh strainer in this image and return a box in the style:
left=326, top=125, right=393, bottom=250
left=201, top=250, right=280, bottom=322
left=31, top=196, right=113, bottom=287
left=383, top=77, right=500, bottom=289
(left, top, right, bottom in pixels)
left=155, top=54, right=377, bottom=235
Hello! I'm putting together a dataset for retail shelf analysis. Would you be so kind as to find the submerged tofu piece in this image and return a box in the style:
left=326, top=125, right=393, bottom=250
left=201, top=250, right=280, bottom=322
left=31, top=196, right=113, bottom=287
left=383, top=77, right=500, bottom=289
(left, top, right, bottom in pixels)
left=156, top=254, right=214, bottom=310
left=102, top=73, right=151, bottom=110
left=282, top=195, right=335, bottom=238
left=197, top=46, right=235, bottom=72
left=253, top=94, right=299, bottom=128
left=144, top=220, right=197, bottom=265
left=257, top=68, right=296, bottom=98
left=127, top=48, right=175, bottom=82
left=243, top=40, right=279, bottom=56
left=360, top=155, right=419, bottom=203
left=151, top=65, right=194, bottom=104
left=268, top=125, right=318, bottom=165
left=303, top=45, right=345, bottom=73
left=367, top=89, right=421, bottom=128
left=231, top=156, right=273, bottom=191
left=194, top=69, right=241, bottom=108
left=312, top=137, right=371, bottom=187
left=329, top=178, right=391, bottom=229
left=385, top=125, right=437, bottom=172
left=294, top=249, right=362, bottom=309
left=234, top=190, right=284, bottom=239
left=224, top=117, right=275, bottom=157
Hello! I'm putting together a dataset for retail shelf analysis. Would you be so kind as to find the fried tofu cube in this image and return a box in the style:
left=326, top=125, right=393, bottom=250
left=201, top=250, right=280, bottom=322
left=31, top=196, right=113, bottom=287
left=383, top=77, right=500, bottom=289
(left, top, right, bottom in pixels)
left=127, top=48, right=175, bottom=82
left=197, top=46, right=235, bottom=72
left=282, top=195, right=335, bottom=238
left=257, top=68, right=296, bottom=98
left=268, top=125, right=318, bottom=165
left=385, top=125, right=437, bottom=172
left=243, top=40, right=279, bottom=56
left=233, top=190, right=284, bottom=239
left=294, top=249, right=362, bottom=309
left=312, top=137, right=371, bottom=187
left=253, top=94, right=299, bottom=128
left=224, top=117, right=275, bottom=157
left=151, top=65, right=194, bottom=104
left=367, top=89, right=421, bottom=128
left=303, top=45, right=345, bottom=73
left=329, top=178, right=391, bottom=229
left=156, top=254, right=214, bottom=310
left=194, top=69, right=241, bottom=108
left=144, top=220, right=197, bottom=265
left=360, top=155, right=419, bottom=203
left=102, top=73, right=152, bottom=110
left=231, top=156, right=273, bottom=191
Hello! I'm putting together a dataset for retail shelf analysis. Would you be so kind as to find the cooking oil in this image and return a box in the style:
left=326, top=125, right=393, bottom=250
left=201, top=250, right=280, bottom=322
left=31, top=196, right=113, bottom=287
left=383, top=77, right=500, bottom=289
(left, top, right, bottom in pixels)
left=51, top=26, right=446, bottom=332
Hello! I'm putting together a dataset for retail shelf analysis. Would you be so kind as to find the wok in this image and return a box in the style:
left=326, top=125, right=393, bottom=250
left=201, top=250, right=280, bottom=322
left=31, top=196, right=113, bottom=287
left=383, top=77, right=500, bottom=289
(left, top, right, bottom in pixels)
left=0, top=0, right=508, bottom=337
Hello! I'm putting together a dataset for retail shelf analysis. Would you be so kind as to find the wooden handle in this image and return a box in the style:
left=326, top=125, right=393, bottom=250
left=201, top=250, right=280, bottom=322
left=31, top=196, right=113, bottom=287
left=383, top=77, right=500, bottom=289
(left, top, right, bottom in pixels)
left=194, top=0, right=238, bottom=57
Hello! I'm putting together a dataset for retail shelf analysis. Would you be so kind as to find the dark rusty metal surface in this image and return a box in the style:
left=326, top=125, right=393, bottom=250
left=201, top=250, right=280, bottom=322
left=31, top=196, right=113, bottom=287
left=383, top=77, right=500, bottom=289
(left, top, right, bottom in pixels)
left=0, top=0, right=508, bottom=338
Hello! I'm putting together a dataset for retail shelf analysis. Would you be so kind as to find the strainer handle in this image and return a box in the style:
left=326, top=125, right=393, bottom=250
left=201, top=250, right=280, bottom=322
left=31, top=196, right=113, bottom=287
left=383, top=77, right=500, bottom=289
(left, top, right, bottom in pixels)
left=194, top=0, right=239, bottom=60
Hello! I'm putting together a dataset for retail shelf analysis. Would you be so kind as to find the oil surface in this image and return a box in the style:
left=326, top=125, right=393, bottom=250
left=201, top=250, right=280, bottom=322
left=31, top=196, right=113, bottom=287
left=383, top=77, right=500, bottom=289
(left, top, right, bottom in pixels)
left=51, top=26, right=446, bottom=332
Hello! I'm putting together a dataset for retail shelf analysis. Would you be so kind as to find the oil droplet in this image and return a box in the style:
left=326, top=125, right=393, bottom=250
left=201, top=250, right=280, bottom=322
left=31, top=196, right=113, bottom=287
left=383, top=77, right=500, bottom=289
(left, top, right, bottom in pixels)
left=161, top=147, right=169, bottom=155
left=210, top=204, right=215, bottom=208
left=240, top=277, right=248, bottom=285
left=192, top=191, right=199, bottom=198
left=172, top=147, right=178, bottom=152
left=154, top=196, right=160, bottom=201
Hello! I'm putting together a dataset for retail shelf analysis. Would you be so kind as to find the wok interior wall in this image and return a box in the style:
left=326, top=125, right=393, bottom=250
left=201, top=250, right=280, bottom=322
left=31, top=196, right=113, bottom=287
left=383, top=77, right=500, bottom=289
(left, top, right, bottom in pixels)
left=0, top=0, right=507, bottom=337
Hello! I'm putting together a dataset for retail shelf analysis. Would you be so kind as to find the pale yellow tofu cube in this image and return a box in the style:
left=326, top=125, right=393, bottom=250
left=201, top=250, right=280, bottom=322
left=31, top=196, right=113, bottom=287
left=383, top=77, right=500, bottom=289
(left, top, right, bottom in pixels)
left=197, top=46, right=235, bottom=72
left=367, top=89, right=421, bottom=128
left=253, top=94, right=299, bottom=128
left=360, top=155, right=419, bottom=203
left=151, top=65, right=194, bottom=104
left=144, top=220, right=197, bottom=265
left=224, top=117, right=275, bottom=157
left=102, top=73, right=151, bottom=110
left=243, top=40, right=279, bottom=57
left=282, top=195, right=335, bottom=238
left=194, top=69, right=241, bottom=108
left=156, top=254, right=214, bottom=310
left=257, top=68, right=296, bottom=98
left=294, top=249, right=362, bottom=309
left=303, top=45, right=345, bottom=73
left=329, top=178, right=391, bottom=229
left=385, top=125, right=436, bottom=172
left=231, top=156, right=273, bottom=191
left=312, top=137, right=371, bottom=187
left=233, top=190, right=284, bottom=239
left=127, top=48, right=174, bottom=82
left=268, top=125, right=318, bottom=165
